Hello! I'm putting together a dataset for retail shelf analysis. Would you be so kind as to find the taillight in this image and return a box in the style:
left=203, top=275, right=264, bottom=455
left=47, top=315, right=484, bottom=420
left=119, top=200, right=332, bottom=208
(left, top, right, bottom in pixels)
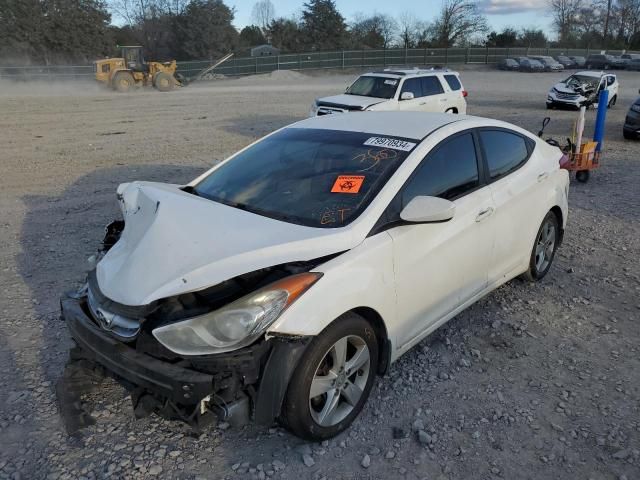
left=462, top=90, right=468, bottom=97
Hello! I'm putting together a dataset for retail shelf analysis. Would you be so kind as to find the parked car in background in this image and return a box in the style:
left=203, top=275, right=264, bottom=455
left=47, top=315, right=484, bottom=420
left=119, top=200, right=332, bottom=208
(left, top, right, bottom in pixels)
left=585, top=54, right=625, bottom=70
left=623, top=91, right=640, bottom=139
left=498, top=58, right=520, bottom=71
left=310, top=68, right=468, bottom=116
left=517, top=58, right=545, bottom=72
left=626, top=58, right=640, bottom=71
left=620, top=53, right=640, bottom=68
left=60, top=111, right=569, bottom=440
left=546, top=71, right=618, bottom=109
left=555, top=55, right=577, bottom=68
left=530, top=56, right=564, bottom=72
left=570, top=56, right=587, bottom=67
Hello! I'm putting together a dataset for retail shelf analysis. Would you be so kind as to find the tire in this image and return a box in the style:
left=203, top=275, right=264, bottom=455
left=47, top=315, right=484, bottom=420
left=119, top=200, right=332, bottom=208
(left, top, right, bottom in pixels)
left=576, top=170, right=590, bottom=183
left=521, top=211, right=560, bottom=282
left=608, top=95, right=616, bottom=108
left=112, top=71, right=134, bottom=93
left=546, top=103, right=553, bottom=110
left=445, top=108, right=458, bottom=114
left=623, top=130, right=634, bottom=140
left=153, top=72, right=174, bottom=92
left=280, top=312, right=378, bottom=440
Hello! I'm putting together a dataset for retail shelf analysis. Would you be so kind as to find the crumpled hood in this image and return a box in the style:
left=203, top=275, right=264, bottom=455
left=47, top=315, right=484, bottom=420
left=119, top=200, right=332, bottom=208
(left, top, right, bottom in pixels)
left=317, top=94, right=387, bottom=109
left=96, top=182, right=359, bottom=306
left=552, top=82, right=580, bottom=94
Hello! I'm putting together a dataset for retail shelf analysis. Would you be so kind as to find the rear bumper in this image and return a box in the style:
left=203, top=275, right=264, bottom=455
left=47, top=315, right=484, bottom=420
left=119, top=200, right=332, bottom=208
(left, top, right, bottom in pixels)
left=62, top=296, right=214, bottom=404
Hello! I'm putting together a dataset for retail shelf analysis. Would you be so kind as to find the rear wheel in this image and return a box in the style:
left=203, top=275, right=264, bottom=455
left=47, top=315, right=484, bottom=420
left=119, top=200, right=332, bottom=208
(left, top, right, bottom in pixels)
left=153, top=72, right=174, bottom=92
left=280, top=312, right=378, bottom=440
left=522, top=211, right=560, bottom=282
left=112, top=71, right=134, bottom=93
left=576, top=170, right=590, bottom=183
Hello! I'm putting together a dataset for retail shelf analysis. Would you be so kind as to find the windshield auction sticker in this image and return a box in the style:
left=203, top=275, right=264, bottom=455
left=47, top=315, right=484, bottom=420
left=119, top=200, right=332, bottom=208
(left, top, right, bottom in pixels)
left=331, top=175, right=365, bottom=194
left=363, top=137, right=416, bottom=151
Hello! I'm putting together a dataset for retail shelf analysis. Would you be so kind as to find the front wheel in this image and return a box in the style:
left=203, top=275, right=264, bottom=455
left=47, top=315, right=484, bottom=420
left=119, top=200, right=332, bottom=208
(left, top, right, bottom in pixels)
left=522, top=211, right=560, bottom=282
left=280, top=313, right=378, bottom=440
left=153, top=72, right=174, bottom=92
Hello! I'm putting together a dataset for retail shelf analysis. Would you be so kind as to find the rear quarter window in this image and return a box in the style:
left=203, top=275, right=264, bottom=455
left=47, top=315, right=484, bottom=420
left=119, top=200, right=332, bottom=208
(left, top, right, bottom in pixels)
left=444, top=74, right=461, bottom=91
left=479, top=129, right=532, bottom=181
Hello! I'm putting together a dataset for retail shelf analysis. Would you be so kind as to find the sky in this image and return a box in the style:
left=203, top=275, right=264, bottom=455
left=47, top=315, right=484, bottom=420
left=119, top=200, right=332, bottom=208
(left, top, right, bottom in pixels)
left=229, top=0, right=554, bottom=36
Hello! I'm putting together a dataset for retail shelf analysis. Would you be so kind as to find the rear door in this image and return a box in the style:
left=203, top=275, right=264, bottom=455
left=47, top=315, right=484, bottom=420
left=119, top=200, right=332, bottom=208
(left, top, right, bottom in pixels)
left=420, top=76, right=449, bottom=112
left=479, top=129, right=547, bottom=283
left=442, top=74, right=466, bottom=114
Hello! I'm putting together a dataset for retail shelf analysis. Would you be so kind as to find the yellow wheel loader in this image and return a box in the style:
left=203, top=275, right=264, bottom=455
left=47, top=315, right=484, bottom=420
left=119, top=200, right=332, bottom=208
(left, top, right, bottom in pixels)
left=94, top=46, right=184, bottom=93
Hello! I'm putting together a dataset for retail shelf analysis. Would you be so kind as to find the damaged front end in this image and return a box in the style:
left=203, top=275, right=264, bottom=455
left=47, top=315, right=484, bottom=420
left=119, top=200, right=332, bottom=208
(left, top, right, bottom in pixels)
left=57, top=219, right=324, bottom=435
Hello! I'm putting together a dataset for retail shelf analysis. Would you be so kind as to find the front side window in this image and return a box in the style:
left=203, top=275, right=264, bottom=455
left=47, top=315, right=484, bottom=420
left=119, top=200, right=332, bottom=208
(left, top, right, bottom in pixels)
left=480, top=130, right=530, bottom=180
left=346, top=76, right=399, bottom=99
left=421, top=76, right=445, bottom=96
left=444, top=74, right=461, bottom=91
left=400, top=132, right=479, bottom=206
left=401, top=78, right=423, bottom=98
left=194, top=128, right=418, bottom=228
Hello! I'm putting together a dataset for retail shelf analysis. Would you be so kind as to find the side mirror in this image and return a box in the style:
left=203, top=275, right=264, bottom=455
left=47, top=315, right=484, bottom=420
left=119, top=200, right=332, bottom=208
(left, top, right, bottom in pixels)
left=400, top=196, right=455, bottom=223
left=400, top=91, right=415, bottom=101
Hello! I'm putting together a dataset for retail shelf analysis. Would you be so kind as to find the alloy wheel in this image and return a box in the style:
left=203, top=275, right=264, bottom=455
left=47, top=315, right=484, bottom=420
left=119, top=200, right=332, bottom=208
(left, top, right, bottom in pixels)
left=309, top=335, right=371, bottom=427
left=535, top=219, right=556, bottom=273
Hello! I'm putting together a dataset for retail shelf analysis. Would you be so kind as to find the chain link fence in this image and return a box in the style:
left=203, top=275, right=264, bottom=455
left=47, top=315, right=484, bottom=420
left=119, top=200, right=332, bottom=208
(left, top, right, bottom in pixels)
left=2, top=47, right=638, bottom=81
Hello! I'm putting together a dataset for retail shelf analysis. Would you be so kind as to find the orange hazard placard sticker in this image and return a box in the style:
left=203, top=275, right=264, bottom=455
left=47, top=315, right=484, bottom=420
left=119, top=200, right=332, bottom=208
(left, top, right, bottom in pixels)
left=331, top=175, right=365, bottom=194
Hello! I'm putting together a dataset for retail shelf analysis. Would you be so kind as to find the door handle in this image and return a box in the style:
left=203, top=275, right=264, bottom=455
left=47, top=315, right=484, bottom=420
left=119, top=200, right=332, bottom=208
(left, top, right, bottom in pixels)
left=419, top=102, right=427, bottom=105
left=537, top=172, right=549, bottom=182
left=475, top=207, right=494, bottom=222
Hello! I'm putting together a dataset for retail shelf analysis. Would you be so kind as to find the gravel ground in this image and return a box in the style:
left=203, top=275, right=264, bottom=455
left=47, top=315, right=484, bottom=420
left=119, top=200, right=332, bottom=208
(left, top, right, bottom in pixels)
left=0, top=68, right=639, bottom=480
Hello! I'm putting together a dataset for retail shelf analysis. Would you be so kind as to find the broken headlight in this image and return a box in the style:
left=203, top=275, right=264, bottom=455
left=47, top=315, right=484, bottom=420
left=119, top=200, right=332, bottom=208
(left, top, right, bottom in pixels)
left=152, top=273, right=322, bottom=355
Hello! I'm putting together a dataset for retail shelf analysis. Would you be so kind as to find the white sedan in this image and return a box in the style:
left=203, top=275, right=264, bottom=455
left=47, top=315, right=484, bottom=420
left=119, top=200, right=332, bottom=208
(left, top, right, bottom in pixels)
left=60, top=112, right=569, bottom=440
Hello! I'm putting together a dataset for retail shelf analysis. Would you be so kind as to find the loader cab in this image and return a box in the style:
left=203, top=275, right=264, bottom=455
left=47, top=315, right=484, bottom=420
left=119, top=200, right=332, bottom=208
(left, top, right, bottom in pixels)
left=121, top=46, right=148, bottom=73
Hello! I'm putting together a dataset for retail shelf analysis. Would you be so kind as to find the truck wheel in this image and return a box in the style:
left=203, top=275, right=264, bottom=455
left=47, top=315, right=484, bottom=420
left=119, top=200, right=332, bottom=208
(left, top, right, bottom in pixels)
left=576, top=170, right=590, bottom=183
left=153, top=72, right=174, bottom=92
left=280, top=312, right=378, bottom=440
left=113, top=72, right=134, bottom=93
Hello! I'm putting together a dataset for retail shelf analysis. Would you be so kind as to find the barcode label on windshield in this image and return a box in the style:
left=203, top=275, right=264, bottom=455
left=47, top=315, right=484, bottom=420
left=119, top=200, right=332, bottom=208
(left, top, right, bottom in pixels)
left=363, top=137, right=416, bottom=151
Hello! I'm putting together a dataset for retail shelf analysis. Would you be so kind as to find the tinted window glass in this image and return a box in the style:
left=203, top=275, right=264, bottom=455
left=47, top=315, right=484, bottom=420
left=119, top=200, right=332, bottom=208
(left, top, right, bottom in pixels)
left=444, top=74, right=461, bottom=90
left=421, top=76, right=445, bottom=96
left=346, top=76, right=399, bottom=99
left=480, top=130, right=529, bottom=180
left=401, top=78, right=423, bottom=98
left=194, top=128, right=416, bottom=228
left=401, top=133, right=479, bottom=205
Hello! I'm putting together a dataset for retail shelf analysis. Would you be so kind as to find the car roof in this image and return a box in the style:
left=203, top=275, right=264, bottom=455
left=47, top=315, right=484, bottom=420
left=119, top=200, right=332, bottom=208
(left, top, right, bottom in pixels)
left=574, top=70, right=609, bottom=78
left=364, top=68, right=458, bottom=79
left=290, top=112, right=471, bottom=140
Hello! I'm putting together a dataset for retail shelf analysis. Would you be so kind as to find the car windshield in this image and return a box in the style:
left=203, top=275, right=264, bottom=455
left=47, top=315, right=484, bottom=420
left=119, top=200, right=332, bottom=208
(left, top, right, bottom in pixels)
left=193, top=128, right=417, bottom=228
left=346, top=76, right=399, bottom=99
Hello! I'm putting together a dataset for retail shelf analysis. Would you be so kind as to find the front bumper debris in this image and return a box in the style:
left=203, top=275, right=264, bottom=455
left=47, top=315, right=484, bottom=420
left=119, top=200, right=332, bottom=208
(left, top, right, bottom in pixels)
left=57, top=294, right=311, bottom=435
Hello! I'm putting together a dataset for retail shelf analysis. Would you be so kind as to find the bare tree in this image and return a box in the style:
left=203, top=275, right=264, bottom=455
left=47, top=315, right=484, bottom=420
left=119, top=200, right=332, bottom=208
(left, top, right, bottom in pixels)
left=397, top=11, right=419, bottom=48
left=251, top=0, right=275, bottom=33
left=431, top=0, right=488, bottom=47
left=548, top=0, right=583, bottom=44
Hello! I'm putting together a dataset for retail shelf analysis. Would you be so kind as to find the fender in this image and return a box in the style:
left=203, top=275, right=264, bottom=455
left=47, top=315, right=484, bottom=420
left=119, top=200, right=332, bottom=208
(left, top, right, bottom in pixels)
left=254, top=335, right=311, bottom=424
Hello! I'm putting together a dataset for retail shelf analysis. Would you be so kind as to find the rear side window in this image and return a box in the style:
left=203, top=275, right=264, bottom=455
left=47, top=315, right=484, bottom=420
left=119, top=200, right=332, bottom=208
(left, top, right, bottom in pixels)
left=444, top=74, right=461, bottom=91
left=421, top=76, right=444, bottom=96
left=400, top=133, right=479, bottom=204
left=480, top=130, right=530, bottom=180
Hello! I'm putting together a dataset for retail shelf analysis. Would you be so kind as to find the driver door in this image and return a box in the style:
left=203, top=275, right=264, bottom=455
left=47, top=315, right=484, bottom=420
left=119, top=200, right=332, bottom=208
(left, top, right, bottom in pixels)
left=388, top=131, right=496, bottom=350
